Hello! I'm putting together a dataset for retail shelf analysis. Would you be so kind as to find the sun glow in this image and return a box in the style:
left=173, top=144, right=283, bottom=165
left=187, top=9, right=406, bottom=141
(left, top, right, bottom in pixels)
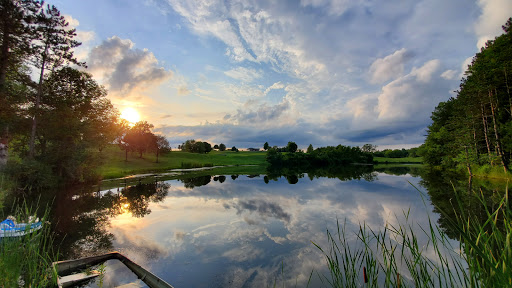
left=120, top=107, right=141, bottom=124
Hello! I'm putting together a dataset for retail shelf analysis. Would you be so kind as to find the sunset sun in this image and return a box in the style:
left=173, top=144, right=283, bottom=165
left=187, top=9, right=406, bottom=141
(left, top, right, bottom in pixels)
left=120, top=107, right=140, bottom=124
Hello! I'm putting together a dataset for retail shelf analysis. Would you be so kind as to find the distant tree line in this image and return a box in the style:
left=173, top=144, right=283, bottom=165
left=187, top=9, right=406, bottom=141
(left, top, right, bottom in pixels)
left=422, top=18, right=512, bottom=174
left=266, top=144, right=373, bottom=168
left=373, top=147, right=421, bottom=158
left=264, top=141, right=298, bottom=153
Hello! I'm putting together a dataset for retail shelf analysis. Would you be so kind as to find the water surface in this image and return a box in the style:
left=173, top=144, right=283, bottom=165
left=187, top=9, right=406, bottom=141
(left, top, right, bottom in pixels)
left=49, top=166, right=466, bottom=287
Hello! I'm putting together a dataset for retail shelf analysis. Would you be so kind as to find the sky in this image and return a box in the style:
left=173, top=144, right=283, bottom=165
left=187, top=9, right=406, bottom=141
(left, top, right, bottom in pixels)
left=50, top=0, right=512, bottom=150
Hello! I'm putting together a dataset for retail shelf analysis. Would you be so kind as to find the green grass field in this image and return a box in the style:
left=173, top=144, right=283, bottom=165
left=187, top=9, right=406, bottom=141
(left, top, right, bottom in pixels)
left=96, top=146, right=268, bottom=179
left=373, top=156, right=423, bottom=163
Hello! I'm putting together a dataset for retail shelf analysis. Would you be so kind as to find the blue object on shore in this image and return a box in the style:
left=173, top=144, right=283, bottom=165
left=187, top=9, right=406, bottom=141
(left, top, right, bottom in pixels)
left=0, top=218, right=42, bottom=238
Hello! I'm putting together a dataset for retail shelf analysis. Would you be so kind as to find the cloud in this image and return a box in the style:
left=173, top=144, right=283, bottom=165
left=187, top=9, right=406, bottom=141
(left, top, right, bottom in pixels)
left=178, top=86, right=190, bottom=95
left=229, top=101, right=290, bottom=125
left=264, top=82, right=286, bottom=95
left=224, top=67, right=263, bottom=82
left=440, top=69, right=457, bottom=80
left=474, top=0, right=512, bottom=49
left=369, top=48, right=413, bottom=84
left=86, top=36, right=172, bottom=95
left=300, top=0, right=359, bottom=17
left=377, top=59, right=444, bottom=120
left=229, top=199, right=291, bottom=223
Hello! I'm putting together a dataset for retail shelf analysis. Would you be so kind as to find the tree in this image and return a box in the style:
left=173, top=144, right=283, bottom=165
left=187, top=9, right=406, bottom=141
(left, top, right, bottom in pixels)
left=86, top=98, right=122, bottom=153
left=263, top=142, right=269, bottom=150
left=231, top=146, right=238, bottom=152
left=0, top=0, right=41, bottom=90
left=28, top=3, right=84, bottom=157
left=423, top=18, right=512, bottom=172
left=307, top=144, right=314, bottom=153
left=287, top=141, right=298, bottom=153
left=0, top=0, right=41, bottom=151
left=219, top=143, right=226, bottom=151
left=34, top=67, right=117, bottom=180
left=151, top=135, right=170, bottom=163
left=361, top=144, right=377, bottom=153
left=213, top=144, right=219, bottom=149
left=123, top=121, right=154, bottom=158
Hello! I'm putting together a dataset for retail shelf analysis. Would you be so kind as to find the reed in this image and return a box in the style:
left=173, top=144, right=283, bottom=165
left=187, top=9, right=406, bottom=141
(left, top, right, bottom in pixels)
left=314, top=185, right=511, bottom=287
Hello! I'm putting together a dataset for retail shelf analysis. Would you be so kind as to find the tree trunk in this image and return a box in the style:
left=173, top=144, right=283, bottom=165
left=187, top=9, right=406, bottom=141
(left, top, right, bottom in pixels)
left=125, top=149, right=128, bottom=161
left=489, top=89, right=508, bottom=173
left=481, top=103, right=493, bottom=165
left=29, top=45, right=48, bottom=158
left=0, top=21, right=11, bottom=91
left=156, top=149, right=159, bottom=163
left=464, top=146, right=473, bottom=176
left=505, top=67, right=512, bottom=115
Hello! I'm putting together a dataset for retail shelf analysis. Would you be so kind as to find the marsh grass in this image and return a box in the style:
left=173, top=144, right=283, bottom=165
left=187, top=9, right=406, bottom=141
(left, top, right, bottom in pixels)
left=314, top=184, right=511, bottom=287
left=0, top=201, right=57, bottom=287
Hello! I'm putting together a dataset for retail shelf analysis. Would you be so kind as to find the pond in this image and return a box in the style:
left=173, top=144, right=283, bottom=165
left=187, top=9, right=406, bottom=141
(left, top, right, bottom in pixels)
left=21, top=166, right=510, bottom=287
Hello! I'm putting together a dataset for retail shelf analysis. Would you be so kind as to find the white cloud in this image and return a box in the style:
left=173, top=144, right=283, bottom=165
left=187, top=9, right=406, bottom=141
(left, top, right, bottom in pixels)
left=460, top=56, right=474, bottom=78
left=377, top=59, right=444, bottom=121
left=440, top=69, right=457, bottom=80
left=410, top=59, right=441, bottom=83
left=474, top=0, right=512, bottom=49
left=264, top=82, right=285, bottom=95
left=224, top=67, right=262, bottom=82
left=368, top=48, right=412, bottom=84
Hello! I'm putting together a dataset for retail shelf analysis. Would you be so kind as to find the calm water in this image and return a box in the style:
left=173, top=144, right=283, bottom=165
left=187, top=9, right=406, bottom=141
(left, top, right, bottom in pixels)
left=30, top=166, right=507, bottom=287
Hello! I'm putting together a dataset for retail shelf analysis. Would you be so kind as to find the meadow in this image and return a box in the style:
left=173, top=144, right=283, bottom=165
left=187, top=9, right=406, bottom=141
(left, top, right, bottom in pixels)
left=96, top=146, right=267, bottom=179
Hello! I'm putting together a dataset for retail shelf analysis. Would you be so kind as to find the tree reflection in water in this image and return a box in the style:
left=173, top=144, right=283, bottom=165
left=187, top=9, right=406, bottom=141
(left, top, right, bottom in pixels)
left=52, top=180, right=169, bottom=259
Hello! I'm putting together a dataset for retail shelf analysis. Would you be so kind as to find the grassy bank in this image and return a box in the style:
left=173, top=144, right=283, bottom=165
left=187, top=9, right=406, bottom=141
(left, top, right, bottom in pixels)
left=96, top=145, right=267, bottom=179
left=0, top=204, right=55, bottom=287
left=373, top=156, right=423, bottom=164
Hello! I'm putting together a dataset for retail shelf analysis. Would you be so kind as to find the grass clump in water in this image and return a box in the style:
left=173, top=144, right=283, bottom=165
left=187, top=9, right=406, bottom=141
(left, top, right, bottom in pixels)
left=314, top=185, right=511, bottom=287
left=0, top=202, right=56, bottom=287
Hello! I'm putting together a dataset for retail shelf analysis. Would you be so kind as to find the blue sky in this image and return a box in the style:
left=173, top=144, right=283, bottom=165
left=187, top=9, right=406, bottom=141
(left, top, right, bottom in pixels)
left=51, top=0, right=512, bottom=149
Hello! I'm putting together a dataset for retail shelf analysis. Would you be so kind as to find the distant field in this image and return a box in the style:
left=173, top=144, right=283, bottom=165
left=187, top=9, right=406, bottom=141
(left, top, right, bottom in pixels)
left=96, top=146, right=267, bottom=179
left=373, top=156, right=423, bottom=163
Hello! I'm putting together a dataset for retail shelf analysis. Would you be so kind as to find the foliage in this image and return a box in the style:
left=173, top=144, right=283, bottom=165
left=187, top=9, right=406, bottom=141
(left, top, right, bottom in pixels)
left=307, top=144, right=314, bottom=153
left=263, top=141, right=269, bottom=150
left=361, top=143, right=377, bottom=153
left=266, top=144, right=373, bottom=170
left=231, top=146, right=238, bottom=152
left=0, top=1, right=125, bottom=186
left=373, top=156, right=423, bottom=164
left=286, top=141, right=298, bottom=153
left=219, top=143, right=226, bottom=151
left=423, top=18, right=512, bottom=174
left=180, top=139, right=213, bottom=154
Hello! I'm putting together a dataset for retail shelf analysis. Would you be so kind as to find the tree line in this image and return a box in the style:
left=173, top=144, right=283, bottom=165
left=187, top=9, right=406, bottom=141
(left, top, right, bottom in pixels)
left=422, top=18, right=512, bottom=175
left=179, top=140, right=239, bottom=153
left=266, top=144, right=373, bottom=168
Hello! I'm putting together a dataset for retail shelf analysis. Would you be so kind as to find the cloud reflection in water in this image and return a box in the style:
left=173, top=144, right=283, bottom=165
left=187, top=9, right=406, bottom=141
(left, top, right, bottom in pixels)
left=107, top=173, right=444, bottom=287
